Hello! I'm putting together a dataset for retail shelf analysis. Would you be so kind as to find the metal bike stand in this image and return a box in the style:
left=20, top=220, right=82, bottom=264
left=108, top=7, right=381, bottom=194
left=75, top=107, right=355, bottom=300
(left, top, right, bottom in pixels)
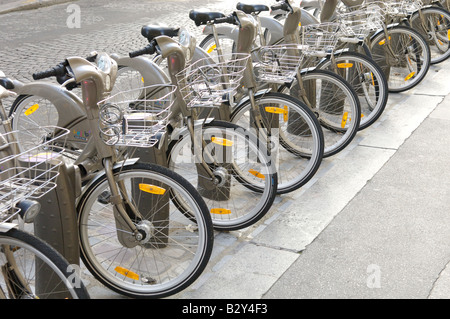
left=34, top=162, right=81, bottom=298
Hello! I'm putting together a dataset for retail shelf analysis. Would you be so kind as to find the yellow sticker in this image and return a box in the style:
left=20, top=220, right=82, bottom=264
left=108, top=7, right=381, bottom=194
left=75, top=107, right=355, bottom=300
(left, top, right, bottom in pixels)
left=25, top=104, right=39, bottom=116
left=211, top=137, right=233, bottom=147
left=405, top=72, right=416, bottom=81
left=207, top=44, right=217, bottom=54
left=337, top=63, right=354, bottom=69
left=341, top=112, right=349, bottom=129
left=114, top=267, right=139, bottom=281
left=139, top=184, right=166, bottom=195
left=448, top=29, right=450, bottom=41
left=249, top=169, right=266, bottom=180
left=211, top=208, right=232, bottom=215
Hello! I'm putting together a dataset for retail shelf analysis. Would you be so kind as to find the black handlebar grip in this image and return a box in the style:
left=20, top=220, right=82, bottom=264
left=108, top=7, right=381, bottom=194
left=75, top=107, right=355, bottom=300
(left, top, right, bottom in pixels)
left=32, top=62, right=67, bottom=81
left=271, top=3, right=289, bottom=12
left=129, top=43, right=156, bottom=58
left=214, top=15, right=238, bottom=25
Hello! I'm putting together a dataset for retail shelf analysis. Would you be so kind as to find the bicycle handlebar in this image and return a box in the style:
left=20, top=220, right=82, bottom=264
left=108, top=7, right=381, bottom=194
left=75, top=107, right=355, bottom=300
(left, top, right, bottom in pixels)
left=129, top=42, right=157, bottom=58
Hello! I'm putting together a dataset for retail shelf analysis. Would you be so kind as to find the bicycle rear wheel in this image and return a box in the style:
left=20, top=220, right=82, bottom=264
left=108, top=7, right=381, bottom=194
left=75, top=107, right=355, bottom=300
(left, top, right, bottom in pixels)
left=0, top=228, right=89, bottom=299
left=77, top=162, right=214, bottom=298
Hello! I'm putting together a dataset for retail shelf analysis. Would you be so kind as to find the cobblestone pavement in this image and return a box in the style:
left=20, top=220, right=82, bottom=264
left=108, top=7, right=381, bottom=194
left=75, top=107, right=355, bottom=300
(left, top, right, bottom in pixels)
left=0, top=0, right=256, bottom=82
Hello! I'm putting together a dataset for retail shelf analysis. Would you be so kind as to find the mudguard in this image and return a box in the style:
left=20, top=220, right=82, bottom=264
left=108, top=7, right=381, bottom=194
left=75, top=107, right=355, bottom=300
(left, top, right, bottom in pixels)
left=10, top=81, right=91, bottom=150
left=112, top=54, right=171, bottom=86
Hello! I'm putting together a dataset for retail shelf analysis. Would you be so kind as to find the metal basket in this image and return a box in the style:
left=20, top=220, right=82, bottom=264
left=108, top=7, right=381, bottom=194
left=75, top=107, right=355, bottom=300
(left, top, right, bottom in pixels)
left=357, top=0, right=423, bottom=20
left=175, top=53, right=250, bottom=108
left=98, top=84, right=176, bottom=148
left=336, top=7, right=385, bottom=40
left=300, top=23, right=341, bottom=56
left=0, top=126, right=69, bottom=223
left=253, top=44, right=305, bottom=84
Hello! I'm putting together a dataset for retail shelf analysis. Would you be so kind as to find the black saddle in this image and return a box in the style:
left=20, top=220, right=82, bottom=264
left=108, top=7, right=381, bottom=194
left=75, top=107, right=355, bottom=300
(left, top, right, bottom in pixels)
left=189, top=10, right=226, bottom=26
left=236, top=3, right=270, bottom=14
left=141, top=25, right=180, bottom=41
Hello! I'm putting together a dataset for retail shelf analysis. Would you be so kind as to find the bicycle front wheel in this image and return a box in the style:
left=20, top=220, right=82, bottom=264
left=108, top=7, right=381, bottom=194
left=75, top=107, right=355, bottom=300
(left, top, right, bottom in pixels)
left=169, top=120, right=278, bottom=230
left=280, top=69, right=361, bottom=157
left=369, top=25, right=431, bottom=92
left=231, top=93, right=324, bottom=194
left=317, top=51, right=389, bottom=130
left=409, top=6, right=450, bottom=64
left=0, top=228, right=89, bottom=299
left=77, top=162, right=214, bottom=299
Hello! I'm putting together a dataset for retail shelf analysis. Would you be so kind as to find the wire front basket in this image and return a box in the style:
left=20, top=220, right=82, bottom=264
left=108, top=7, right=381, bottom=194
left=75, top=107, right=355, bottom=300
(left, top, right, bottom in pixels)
left=176, top=53, right=250, bottom=108
left=0, top=126, right=69, bottom=223
left=98, top=84, right=176, bottom=148
left=300, top=23, right=341, bottom=56
left=355, top=1, right=423, bottom=20
left=253, top=44, right=305, bottom=84
left=336, top=7, right=385, bottom=40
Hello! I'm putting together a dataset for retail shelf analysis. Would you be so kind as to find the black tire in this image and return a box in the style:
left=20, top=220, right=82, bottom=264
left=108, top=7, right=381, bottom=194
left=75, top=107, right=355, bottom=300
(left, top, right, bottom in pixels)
left=77, top=162, right=214, bottom=298
left=0, top=228, right=90, bottom=299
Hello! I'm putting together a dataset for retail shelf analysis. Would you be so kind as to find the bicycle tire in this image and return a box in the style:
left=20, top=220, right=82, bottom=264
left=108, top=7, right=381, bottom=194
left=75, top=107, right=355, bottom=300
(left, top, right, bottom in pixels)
left=279, top=69, right=361, bottom=157
left=168, top=120, right=278, bottom=229
left=409, top=6, right=450, bottom=64
left=369, top=25, right=431, bottom=93
left=77, top=162, right=214, bottom=298
left=317, top=51, right=389, bottom=130
left=230, top=92, right=324, bottom=194
left=0, top=228, right=89, bottom=299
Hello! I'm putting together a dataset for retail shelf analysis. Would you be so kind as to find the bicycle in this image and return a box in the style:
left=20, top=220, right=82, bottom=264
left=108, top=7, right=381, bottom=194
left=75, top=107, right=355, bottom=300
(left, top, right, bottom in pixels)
left=23, top=53, right=215, bottom=298
left=197, top=5, right=362, bottom=157
left=0, top=80, right=89, bottom=299
left=338, top=0, right=432, bottom=93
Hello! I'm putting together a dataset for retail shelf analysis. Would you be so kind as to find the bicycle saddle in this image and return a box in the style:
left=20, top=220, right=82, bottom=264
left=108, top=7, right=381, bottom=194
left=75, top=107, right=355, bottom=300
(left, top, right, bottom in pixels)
left=141, top=25, right=180, bottom=41
left=189, top=10, right=226, bottom=26
left=236, top=3, right=270, bottom=15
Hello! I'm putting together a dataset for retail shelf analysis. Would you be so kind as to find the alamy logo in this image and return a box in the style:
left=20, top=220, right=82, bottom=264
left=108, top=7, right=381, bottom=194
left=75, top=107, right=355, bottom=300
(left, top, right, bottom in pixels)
left=66, top=4, right=81, bottom=29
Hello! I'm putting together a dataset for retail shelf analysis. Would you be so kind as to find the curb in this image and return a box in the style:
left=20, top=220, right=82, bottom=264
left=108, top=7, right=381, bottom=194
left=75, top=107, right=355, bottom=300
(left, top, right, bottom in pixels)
left=0, top=0, right=75, bottom=15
